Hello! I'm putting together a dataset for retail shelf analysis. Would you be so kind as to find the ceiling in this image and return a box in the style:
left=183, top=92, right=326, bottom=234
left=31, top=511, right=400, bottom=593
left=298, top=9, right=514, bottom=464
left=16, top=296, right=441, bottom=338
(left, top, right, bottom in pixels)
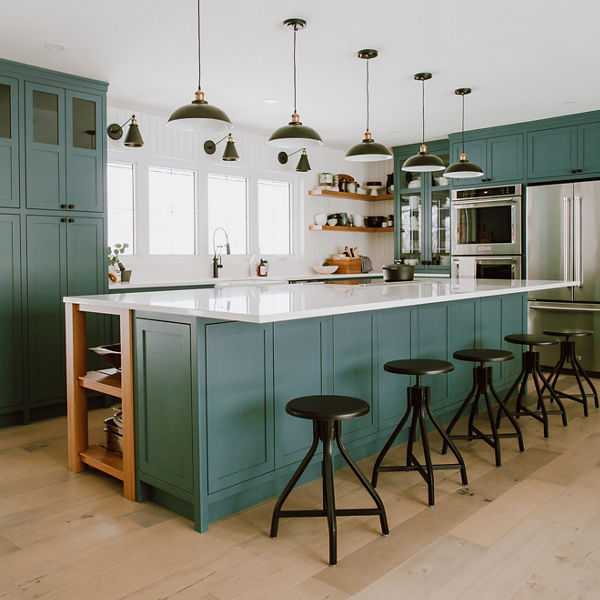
left=3, top=0, right=600, bottom=151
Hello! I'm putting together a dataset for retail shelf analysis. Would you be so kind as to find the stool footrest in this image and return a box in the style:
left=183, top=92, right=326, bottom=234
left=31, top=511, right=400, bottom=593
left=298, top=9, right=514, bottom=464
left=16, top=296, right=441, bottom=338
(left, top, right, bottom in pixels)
left=548, top=391, right=594, bottom=404
left=378, top=463, right=462, bottom=472
left=278, top=508, right=383, bottom=519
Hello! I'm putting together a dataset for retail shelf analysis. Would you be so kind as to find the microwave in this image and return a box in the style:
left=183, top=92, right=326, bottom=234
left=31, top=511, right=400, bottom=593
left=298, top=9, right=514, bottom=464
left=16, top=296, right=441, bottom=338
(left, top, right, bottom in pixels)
left=451, top=255, right=522, bottom=280
left=451, top=185, right=522, bottom=256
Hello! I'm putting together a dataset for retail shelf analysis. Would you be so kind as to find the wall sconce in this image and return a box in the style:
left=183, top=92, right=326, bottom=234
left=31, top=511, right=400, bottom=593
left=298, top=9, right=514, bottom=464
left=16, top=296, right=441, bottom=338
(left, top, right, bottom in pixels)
left=278, top=148, right=311, bottom=172
left=204, top=134, right=239, bottom=161
left=106, top=115, right=144, bottom=147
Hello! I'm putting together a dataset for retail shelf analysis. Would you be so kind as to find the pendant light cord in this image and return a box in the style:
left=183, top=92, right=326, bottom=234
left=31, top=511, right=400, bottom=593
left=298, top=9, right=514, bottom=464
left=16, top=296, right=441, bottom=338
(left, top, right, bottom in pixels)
left=293, top=25, right=298, bottom=114
left=365, top=58, right=370, bottom=133
left=197, top=0, right=202, bottom=90
left=421, top=79, right=425, bottom=145
left=461, top=94, right=465, bottom=154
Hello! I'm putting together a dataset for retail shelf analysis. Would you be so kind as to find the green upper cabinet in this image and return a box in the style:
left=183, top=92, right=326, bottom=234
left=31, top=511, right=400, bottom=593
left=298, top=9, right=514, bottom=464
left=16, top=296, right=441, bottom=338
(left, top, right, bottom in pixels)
left=25, top=82, right=66, bottom=210
left=0, top=77, right=19, bottom=208
left=578, top=122, right=600, bottom=174
left=527, top=126, right=577, bottom=179
left=450, top=133, right=524, bottom=186
left=66, top=90, right=103, bottom=212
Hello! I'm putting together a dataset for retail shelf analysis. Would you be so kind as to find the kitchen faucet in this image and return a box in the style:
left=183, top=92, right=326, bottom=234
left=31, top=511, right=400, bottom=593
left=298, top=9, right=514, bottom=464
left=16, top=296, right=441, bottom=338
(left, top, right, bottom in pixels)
left=212, top=227, right=231, bottom=278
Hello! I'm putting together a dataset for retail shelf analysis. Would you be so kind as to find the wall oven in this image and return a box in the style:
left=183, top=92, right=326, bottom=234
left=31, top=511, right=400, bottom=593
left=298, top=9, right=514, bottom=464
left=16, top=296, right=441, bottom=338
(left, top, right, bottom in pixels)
left=452, top=255, right=522, bottom=280
left=451, top=184, right=522, bottom=256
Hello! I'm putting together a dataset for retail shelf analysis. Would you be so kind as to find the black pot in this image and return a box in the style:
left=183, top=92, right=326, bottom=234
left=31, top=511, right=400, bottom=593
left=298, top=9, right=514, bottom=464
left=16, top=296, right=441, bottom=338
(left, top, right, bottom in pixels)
left=365, top=216, right=385, bottom=227
left=382, top=264, right=415, bottom=282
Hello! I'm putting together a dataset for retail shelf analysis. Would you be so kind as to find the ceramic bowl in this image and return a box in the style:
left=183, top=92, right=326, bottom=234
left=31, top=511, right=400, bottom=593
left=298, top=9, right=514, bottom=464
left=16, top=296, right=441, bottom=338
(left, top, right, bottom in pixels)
left=314, top=213, right=327, bottom=226
left=312, top=265, right=339, bottom=274
left=327, top=218, right=337, bottom=226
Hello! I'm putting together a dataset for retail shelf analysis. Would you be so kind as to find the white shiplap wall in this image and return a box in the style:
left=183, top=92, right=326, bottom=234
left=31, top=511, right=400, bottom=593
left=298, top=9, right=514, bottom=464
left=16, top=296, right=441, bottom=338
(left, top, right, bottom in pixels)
left=107, top=104, right=394, bottom=281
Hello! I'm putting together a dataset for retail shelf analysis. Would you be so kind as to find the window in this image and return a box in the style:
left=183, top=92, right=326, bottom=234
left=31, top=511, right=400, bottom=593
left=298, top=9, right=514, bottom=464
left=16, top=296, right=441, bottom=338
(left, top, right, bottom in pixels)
left=207, top=173, right=248, bottom=254
left=148, top=166, right=196, bottom=255
left=107, top=162, right=134, bottom=253
left=258, top=179, right=292, bottom=255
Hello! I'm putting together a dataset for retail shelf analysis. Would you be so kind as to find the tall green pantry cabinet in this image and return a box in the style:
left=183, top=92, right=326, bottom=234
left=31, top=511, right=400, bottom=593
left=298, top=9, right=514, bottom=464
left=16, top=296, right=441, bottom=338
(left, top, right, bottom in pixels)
left=0, top=59, right=107, bottom=426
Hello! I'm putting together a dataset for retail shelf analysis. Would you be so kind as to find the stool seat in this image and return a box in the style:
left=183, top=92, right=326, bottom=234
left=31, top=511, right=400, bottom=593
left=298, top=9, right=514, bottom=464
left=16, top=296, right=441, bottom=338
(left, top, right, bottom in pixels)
left=543, top=328, right=593, bottom=338
left=505, top=333, right=558, bottom=346
left=384, top=359, right=454, bottom=376
left=453, top=348, right=514, bottom=363
left=286, top=395, right=369, bottom=421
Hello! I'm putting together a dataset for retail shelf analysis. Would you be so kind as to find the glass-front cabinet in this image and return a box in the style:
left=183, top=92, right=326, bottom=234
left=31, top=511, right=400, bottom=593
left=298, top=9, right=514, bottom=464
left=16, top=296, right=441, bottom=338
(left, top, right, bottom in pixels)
left=394, top=140, right=451, bottom=273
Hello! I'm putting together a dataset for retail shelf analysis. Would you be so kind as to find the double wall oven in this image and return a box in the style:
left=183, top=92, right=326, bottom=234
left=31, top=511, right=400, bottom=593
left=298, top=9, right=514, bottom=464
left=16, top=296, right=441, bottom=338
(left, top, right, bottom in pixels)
left=451, top=184, right=523, bottom=280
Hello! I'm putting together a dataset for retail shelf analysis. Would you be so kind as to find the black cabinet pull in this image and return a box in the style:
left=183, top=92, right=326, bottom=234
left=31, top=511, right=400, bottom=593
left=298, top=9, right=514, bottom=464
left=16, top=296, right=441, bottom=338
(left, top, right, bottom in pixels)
left=68, top=204, right=75, bottom=209
left=60, top=217, right=67, bottom=222
left=60, top=204, right=67, bottom=209
left=68, top=218, right=75, bottom=223
left=571, top=169, right=578, bottom=174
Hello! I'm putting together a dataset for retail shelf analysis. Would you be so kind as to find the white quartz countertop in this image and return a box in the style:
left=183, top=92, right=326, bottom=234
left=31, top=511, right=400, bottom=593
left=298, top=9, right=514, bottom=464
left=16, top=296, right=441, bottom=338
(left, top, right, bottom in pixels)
left=65, top=279, right=573, bottom=324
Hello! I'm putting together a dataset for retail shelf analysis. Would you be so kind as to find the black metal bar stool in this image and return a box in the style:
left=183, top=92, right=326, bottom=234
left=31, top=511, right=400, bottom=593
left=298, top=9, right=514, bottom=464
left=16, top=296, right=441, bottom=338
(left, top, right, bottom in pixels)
left=543, top=328, right=599, bottom=417
left=442, top=349, right=524, bottom=467
left=497, top=334, right=567, bottom=438
left=270, top=395, right=389, bottom=566
left=371, top=359, right=468, bottom=506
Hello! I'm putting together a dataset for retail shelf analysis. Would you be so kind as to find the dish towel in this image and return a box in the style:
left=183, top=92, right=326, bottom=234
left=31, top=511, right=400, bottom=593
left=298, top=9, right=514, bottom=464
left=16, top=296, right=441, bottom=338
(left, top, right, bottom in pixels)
left=360, top=256, right=373, bottom=273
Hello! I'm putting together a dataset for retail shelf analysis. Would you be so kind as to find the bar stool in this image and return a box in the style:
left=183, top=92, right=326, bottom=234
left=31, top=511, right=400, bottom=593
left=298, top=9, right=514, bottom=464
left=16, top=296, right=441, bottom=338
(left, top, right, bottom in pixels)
left=371, top=359, right=468, bottom=506
left=270, top=395, right=389, bottom=566
left=442, top=349, right=524, bottom=467
left=497, top=334, right=567, bottom=438
left=543, top=328, right=599, bottom=417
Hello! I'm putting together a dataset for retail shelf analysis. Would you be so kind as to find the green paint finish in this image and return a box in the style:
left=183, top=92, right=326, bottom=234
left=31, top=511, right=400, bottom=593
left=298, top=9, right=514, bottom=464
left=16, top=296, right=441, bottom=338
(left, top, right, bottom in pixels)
left=136, top=318, right=195, bottom=493
left=416, top=303, right=448, bottom=406
left=332, top=312, right=375, bottom=440
left=0, top=214, right=22, bottom=409
left=273, top=317, right=331, bottom=468
left=501, top=294, right=525, bottom=383
left=0, top=77, right=19, bottom=208
left=488, top=134, right=524, bottom=182
left=527, top=126, right=577, bottom=179
left=579, top=122, right=600, bottom=174
left=376, top=307, right=412, bottom=429
left=479, top=297, right=504, bottom=383
left=447, top=300, right=477, bottom=400
left=205, top=321, right=274, bottom=493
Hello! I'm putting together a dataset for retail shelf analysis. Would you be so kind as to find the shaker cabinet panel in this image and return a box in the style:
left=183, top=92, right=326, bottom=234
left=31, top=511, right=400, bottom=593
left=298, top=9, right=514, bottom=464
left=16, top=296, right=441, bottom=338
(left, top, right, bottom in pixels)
left=527, top=126, right=577, bottom=179
left=0, top=214, right=22, bottom=410
left=488, top=133, right=524, bottom=182
left=0, top=77, right=19, bottom=208
left=579, top=122, right=600, bottom=174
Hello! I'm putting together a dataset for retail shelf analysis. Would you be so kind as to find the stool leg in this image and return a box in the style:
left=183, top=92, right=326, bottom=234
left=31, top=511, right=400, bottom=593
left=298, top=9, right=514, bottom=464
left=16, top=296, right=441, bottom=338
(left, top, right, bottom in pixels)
left=490, top=383, right=524, bottom=452
left=415, top=390, right=435, bottom=506
left=531, top=368, right=550, bottom=438
left=573, top=353, right=599, bottom=408
left=547, top=344, right=568, bottom=399
left=321, top=421, right=337, bottom=566
left=481, top=382, right=502, bottom=467
left=406, top=397, right=420, bottom=468
left=467, top=394, right=480, bottom=441
left=335, top=422, right=389, bottom=536
left=424, top=388, right=468, bottom=487
left=371, top=399, right=412, bottom=487
left=441, top=373, right=478, bottom=455
left=496, top=366, right=525, bottom=428
left=569, top=344, right=590, bottom=417
left=536, top=365, right=568, bottom=427
left=270, top=420, right=320, bottom=538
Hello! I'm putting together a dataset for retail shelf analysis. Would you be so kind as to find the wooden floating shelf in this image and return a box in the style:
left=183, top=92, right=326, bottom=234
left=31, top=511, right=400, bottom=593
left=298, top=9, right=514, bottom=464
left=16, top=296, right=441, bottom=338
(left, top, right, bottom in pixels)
left=308, top=189, right=393, bottom=201
left=310, top=225, right=395, bottom=233
left=79, top=444, right=124, bottom=480
left=79, top=369, right=122, bottom=398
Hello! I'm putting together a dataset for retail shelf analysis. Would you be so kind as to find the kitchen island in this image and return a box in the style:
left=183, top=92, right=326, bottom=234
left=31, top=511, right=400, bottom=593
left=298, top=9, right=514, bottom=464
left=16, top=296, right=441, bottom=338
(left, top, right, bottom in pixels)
left=64, top=278, right=571, bottom=532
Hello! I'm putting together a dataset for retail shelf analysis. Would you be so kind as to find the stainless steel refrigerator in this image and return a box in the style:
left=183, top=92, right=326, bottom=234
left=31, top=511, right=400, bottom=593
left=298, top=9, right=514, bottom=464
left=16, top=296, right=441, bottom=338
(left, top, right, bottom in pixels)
left=527, top=181, right=600, bottom=373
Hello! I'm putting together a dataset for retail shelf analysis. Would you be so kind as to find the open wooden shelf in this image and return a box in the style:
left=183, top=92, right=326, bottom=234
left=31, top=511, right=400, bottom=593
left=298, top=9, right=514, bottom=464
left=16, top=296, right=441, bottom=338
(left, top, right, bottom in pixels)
left=310, top=225, right=394, bottom=233
left=308, top=189, right=393, bottom=201
left=79, top=444, right=124, bottom=480
left=79, top=369, right=122, bottom=398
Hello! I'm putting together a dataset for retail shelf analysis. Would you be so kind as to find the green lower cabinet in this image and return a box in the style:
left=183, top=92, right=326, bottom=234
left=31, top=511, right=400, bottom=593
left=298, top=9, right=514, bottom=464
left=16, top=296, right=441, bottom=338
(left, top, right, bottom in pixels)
left=479, top=296, right=504, bottom=384
left=501, top=293, right=526, bottom=384
left=447, top=300, right=477, bottom=401
left=332, top=312, right=376, bottom=441
left=136, top=318, right=196, bottom=494
left=205, top=321, right=274, bottom=493
left=273, top=317, right=331, bottom=468
left=0, top=214, right=22, bottom=411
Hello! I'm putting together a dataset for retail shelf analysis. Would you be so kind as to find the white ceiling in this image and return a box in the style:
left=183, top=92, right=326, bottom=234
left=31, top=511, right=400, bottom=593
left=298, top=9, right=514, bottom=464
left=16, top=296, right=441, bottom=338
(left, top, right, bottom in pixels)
left=3, top=0, right=600, bottom=151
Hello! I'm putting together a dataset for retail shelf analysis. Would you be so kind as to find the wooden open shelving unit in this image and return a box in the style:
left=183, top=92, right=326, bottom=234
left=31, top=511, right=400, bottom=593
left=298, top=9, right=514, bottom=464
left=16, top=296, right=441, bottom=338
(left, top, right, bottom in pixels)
left=65, top=302, right=135, bottom=501
left=309, top=225, right=394, bottom=233
left=308, top=189, right=393, bottom=201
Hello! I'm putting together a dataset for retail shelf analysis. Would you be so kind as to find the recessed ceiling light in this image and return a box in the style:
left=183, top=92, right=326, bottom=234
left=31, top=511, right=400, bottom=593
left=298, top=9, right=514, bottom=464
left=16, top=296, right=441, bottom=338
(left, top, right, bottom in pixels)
left=262, top=98, right=279, bottom=105
left=559, top=100, right=577, bottom=105
left=44, top=42, right=67, bottom=52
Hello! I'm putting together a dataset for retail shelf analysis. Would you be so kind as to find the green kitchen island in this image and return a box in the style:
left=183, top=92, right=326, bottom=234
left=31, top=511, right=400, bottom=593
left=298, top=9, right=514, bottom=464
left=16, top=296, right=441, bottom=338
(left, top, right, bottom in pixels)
left=64, top=278, right=571, bottom=532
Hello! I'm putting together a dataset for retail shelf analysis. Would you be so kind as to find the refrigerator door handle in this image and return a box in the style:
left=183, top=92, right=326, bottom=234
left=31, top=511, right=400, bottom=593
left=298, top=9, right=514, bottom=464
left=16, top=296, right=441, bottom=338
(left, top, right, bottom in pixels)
left=574, top=195, right=583, bottom=287
left=563, top=196, right=573, bottom=283
left=529, top=302, right=600, bottom=313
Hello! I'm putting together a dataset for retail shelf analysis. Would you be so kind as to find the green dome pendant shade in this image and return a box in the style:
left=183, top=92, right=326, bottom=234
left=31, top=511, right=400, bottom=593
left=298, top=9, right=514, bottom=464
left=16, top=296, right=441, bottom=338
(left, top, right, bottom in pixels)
left=167, top=0, right=232, bottom=135
left=268, top=19, right=323, bottom=150
left=345, top=49, right=392, bottom=163
left=402, top=73, right=445, bottom=172
left=444, top=88, right=484, bottom=179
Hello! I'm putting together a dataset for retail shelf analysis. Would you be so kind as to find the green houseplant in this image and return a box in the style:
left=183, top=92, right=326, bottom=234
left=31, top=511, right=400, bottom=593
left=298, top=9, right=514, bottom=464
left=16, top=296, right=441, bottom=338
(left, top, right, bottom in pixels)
left=108, top=243, right=132, bottom=282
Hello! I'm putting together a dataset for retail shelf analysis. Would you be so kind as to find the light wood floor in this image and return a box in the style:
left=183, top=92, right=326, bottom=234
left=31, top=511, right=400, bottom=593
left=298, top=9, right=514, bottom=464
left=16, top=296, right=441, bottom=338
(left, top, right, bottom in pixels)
left=1, top=377, right=600, bottom=599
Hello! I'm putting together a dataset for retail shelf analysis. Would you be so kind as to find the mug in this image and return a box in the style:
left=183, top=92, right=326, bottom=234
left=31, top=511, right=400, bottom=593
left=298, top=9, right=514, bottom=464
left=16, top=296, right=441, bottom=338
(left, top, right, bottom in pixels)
left=347, top=182, right=358, bottom=194
left=352, top=214, right=364, bottom=227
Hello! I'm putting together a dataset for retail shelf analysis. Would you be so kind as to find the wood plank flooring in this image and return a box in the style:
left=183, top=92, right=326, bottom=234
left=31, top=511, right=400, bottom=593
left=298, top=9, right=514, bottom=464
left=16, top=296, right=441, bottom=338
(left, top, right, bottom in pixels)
left=1, top=376, right=599, bottom=599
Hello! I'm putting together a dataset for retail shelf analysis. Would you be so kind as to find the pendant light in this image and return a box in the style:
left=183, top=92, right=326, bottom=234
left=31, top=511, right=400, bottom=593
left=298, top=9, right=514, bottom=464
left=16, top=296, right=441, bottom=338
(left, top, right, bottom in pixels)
left=203, top=134, right=239, bottom=161
left=277, top=148, right=311, bottom=172
left=402, top=73, right=445, bottom=172
left=444, top=88, right=484, bottom=179
left=345, top=49, right=392, bottom=162
left=268, top=19, right=323, bottom=150
left=167, top=0, right=232, bottom=134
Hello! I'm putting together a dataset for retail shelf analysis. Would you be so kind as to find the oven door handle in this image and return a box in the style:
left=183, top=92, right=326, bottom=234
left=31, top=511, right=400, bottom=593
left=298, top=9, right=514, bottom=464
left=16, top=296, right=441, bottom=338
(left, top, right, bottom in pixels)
left=453, top=198, right=518, bottom=208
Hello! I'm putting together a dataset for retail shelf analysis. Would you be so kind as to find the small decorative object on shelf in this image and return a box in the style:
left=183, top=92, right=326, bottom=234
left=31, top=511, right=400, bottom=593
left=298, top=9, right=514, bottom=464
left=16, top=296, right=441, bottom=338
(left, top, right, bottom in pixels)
left=108, top=243, right=132, bottom=282
left=258, top=258, right=269, bottom=277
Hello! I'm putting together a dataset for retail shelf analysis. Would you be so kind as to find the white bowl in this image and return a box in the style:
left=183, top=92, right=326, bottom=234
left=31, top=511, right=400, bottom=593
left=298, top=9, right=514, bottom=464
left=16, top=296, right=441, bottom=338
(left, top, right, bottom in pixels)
left=312, top=265, right=339, bottom=274
left=404, top=258, right=419, bottom=266
left=314, top=213, right=327, bottom=226
left=435, top=176, right=449, bottom=186
left=327, top=218, right=337, bottom=226
left=408, top=179, right=421, bottom=188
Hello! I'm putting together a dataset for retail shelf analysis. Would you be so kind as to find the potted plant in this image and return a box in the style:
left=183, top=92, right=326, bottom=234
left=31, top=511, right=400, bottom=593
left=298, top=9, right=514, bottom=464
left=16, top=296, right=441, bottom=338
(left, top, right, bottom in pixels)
left=108, top=243, right=132, bottom=282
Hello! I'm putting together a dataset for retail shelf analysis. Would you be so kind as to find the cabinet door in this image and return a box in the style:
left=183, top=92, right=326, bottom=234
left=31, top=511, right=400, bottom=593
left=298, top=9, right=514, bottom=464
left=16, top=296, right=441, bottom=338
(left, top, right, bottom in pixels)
left=66, top=91, right=103, bottom=212
left=487, top=133, right=524, bottom=182
left=274, top=317, right=331, bottom=468
left=417, top=304, right=447, bottom=407
left=450, top=139, right=487, bottom=186
left=0, top=214, right=22, bottom=410
left=205, top=321, right=274, bottom=493
left=578, top=122, right=600, bottom=175
left=25, top=82, right=66, bottom=210
left=527, top=126, right=577, bottom=179
left=25, top=215, right=67, bottom=405
left=0, top=77, right=19, bottom=208
left=447, top=300, right=477, bottom=401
